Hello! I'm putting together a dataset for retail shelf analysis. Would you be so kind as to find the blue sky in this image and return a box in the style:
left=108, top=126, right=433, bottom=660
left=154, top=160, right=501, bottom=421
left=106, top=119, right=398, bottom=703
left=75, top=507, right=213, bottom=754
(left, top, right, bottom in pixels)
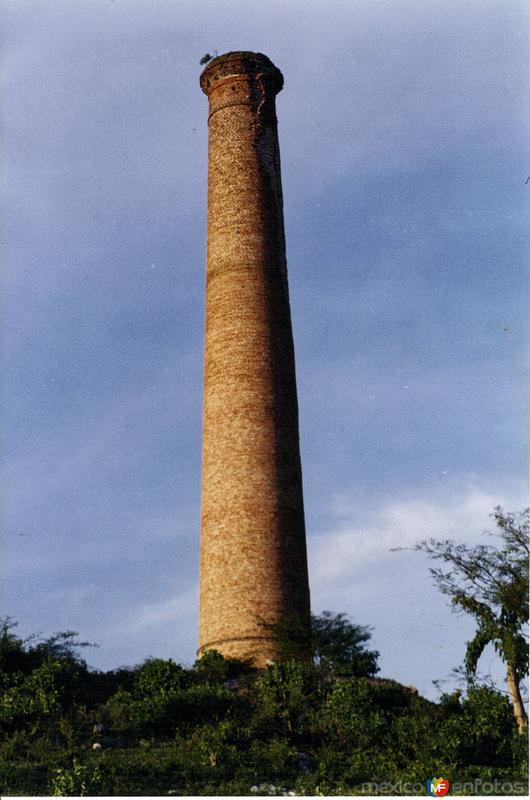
left=2, top=0, right=528, bottom=699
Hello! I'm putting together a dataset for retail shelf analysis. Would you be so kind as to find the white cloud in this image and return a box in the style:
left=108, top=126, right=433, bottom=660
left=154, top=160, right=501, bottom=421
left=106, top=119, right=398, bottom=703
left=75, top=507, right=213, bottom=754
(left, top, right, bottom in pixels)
left=308, top=476, right=527, bottom=697
left=309, top=476, right=527, bottom=588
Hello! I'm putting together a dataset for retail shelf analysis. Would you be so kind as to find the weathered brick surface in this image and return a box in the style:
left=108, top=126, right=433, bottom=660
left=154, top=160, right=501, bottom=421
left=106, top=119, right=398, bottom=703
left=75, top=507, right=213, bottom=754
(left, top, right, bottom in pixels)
left=198, top=52, right=311, bottom=666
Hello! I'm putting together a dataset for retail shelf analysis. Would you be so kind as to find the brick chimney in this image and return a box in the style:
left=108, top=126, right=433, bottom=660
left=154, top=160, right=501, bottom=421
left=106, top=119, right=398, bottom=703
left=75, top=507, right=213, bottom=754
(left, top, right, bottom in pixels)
left=198, top=52, right=311, bottom=665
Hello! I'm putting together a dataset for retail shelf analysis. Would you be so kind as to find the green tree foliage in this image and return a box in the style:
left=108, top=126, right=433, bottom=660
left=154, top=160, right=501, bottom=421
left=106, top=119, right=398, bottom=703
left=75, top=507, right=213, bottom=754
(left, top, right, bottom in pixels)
left=255, top=661, right=323, bottom=735
left=311, top=611, right=379, bottom=676
left=50, top=759, right=105, bottom=797
left=104, top=655, right=250, bottom=739
left=446, top=687, right=517, bottom=767
left=0, top=618, right=527, bottom=795
left=193, top=649, right=254, bottom=681
left=0, top=618, right=26, bottom=677
left=259, top=610, right=380, bottom=677
left=322, top=678, right=414, bottom=748
left=0, top=618, right=91, bottom=733
left=396, top=507, right=529, bottom=732
left=0, top=617, right=93, bottom=684
left=1, top=658, right=83, bottom=722
left=133, top=657, right=189, bottom=695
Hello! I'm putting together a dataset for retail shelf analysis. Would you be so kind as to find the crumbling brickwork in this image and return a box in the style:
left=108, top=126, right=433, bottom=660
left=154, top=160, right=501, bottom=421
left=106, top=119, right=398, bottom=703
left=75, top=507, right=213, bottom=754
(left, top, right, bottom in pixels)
left=198, top=52, right=311, bottom=666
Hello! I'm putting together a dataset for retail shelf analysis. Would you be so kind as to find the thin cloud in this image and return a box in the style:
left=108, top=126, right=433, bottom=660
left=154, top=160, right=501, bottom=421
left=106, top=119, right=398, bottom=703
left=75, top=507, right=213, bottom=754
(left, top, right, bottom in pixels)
left=309, top=477, right=527, bottom=587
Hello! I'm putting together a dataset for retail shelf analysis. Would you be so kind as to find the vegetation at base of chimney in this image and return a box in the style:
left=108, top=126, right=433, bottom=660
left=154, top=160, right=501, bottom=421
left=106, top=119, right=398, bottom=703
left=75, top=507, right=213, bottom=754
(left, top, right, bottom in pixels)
left=259, top=611, right=380, bottom=677
left=0, top=615, right=528, bottom=795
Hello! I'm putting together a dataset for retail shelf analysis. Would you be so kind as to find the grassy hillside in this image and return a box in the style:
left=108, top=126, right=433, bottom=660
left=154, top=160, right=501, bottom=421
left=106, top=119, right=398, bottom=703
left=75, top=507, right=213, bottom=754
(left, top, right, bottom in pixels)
left=0, top=625, right=527, bottom=796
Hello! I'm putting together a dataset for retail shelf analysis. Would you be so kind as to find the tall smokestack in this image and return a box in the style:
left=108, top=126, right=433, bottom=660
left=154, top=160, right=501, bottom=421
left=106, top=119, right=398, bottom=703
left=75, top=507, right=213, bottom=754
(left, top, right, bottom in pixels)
left=198, top=52, right=310, bottom=665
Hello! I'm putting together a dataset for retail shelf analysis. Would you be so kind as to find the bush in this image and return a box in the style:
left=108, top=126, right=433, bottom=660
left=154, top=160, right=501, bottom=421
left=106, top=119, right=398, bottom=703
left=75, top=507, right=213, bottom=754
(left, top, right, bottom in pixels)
left=134, top=657, right=189, bottom=694
left=439, top=686, right=517, bottom=767
left=49, top=758, right=105, bottom=796
left=1, top=659, right=83, bottom=724
left=321, top=678, right=414, bottom=747
left=0, top=761, right=50, bottom=796
left=254, top=661, right=323, bottom=735
left=194, top=649, right=254, bottom=682
left=105, top=678, right=247, bottom=738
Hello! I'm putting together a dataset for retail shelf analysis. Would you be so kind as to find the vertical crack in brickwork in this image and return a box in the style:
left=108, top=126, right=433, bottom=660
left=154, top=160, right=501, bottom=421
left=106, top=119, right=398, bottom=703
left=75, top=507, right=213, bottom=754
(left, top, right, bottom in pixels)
left=198, top=52, right=311, bottom=667
left=253, top=72, right=267, bottom=138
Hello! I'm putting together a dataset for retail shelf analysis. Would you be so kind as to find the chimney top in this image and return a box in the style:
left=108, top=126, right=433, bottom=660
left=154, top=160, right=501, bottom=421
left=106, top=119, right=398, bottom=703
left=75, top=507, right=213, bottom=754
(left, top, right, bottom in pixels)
left=200, top=51, right=283, bottom=96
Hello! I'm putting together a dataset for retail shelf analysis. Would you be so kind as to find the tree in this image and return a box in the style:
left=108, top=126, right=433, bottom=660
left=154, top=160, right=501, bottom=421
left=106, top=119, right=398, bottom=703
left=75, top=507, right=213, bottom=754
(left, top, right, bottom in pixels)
left=396, top=507, right=529, bottom=732
left=311, top=611, right=379, bottom=677
left=259, top=611, right=380, bottom=677
left=0, top=617, right=96, bottom=693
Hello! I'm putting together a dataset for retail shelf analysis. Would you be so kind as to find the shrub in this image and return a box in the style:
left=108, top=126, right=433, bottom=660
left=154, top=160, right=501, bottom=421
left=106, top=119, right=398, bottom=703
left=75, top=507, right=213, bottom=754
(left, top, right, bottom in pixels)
left=439, top=686, right=517, bottom=767
left=1, top=659, right=82, bottom=723
left=133, top=657, right=189, bottom=695
left=321, top=678, right=414, bottom=747
left=49, top=758, right=105, bottom=796
left=194, top=649, right=254, bottom=682
left=105, top=679, right=246, bottom=738
left=255, top=661, right=323, bottom=735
